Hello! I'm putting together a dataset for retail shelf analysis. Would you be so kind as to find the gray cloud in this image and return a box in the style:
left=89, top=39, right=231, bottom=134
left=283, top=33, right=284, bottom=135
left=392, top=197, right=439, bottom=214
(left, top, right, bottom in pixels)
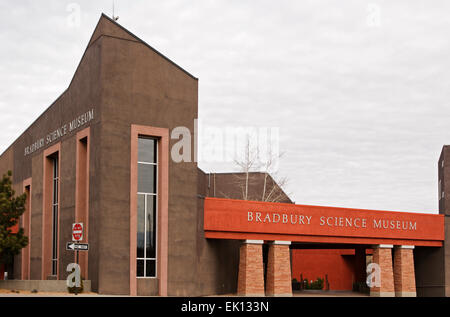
left=1, top=0, right=449, bottom=213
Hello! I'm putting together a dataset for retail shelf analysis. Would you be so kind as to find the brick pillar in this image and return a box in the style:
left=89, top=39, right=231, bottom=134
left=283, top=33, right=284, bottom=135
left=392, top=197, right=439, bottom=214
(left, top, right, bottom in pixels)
left=370, top=244, right=395, bottom=297
left=266, top=241, right=292, bottom=297
left=393, top=245, right=416, bottom=297
left=237, top=240, right=265, bottom=296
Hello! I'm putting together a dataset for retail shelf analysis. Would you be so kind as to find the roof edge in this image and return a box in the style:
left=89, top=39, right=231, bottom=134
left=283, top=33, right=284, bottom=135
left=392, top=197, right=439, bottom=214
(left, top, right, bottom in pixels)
left=0, top=13, right=198, bottom=157
left=98, top=13, right=198, bottom=80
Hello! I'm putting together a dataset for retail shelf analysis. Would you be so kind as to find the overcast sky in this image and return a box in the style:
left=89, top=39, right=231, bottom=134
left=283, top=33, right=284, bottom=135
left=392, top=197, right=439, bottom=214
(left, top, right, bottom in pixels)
left=1, top=1, right=449, bottom=213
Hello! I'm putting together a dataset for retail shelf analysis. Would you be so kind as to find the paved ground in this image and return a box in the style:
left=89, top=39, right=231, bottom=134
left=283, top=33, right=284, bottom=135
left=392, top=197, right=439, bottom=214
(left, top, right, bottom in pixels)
left=0, top=289, right=102, bottom=297
left=0, top=288, right=368, bottom=297
left=209, top=290, right=369, bottom=297
left=293, top=290, right=369, bottom=297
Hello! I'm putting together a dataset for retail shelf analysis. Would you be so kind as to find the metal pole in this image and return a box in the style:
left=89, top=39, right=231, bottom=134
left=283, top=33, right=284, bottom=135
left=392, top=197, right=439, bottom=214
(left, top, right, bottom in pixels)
left=75, top=246, right=79, bottom=295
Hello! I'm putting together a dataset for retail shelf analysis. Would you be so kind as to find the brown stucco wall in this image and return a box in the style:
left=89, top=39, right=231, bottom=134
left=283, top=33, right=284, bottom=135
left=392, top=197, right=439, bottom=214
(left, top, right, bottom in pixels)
left=94, top=15, right=252, bottom=296
left=194, top=169, right=294, bottom=295
left=0, top=23, right=102, bottom=284
left=445, top=216, right=450, bottom=296
left=439, top=147, right=448, bottom=215
left=414, top=246, right=445, bottom=297
left=2, top=13, right=286, bottom=296
left=202, top=172, right=292, bottom=204
left=430, top=145, right=450, bottom=296
left=0, top=148, right=15, bottom=277
left=408, top=146, right=450, bottom=297
left=29, top=152, right=43, bottom=280
left=196, top=169, right=240, bottom=295
left=0, top=13, right=226, bottom=296
left=0, top=147, right=13, bottom=178
left=95, top=20, right=198, bottom=294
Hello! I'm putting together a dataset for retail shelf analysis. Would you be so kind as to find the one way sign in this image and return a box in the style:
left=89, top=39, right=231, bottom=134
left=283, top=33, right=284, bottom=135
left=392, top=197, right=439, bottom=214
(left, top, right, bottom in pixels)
left=66, top=242, right=89, bottom=251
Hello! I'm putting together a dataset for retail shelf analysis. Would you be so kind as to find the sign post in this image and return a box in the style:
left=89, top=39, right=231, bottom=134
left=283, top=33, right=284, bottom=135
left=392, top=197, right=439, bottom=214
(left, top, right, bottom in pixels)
left=71, top=223, right=84, bottom=279
left=68, top=223, right=88, bottom=252
left=66, top=242, right=89, bottom=251
left=68, top=223, right=87, bottom=296
left=72, top=223, right=83, bottom=242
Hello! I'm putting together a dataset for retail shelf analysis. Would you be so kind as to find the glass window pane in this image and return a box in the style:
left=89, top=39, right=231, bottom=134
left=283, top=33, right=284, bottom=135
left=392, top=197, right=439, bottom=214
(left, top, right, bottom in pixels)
left=137, top=194, right=145, bottom=258
left=53, top=158, right=58, bottom=177
left=146, top=260, right=156, bottom=277
left=52, top=207, right=58, bottom=257
left=138, top=138, right=156, bottom=163
left=138, top=164, right=156, bottom=193
left=137, top=260, right=144, bottom=277
left=53, top=179, right=58, bottom=204
left=52, top=226, right=57, bottom=257
left=146, top=195, right=156, bottom=259
left=51, top=156, right=59, bottom=276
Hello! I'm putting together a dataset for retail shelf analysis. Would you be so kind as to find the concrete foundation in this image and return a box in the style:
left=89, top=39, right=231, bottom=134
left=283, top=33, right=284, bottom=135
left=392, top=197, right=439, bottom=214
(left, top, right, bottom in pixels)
left=0, top=280, right=91, bottom=293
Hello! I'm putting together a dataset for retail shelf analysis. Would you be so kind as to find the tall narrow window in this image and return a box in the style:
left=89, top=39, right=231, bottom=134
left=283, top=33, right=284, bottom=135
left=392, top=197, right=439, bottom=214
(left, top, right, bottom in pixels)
left=76, top=132, right=89, bottom=279
left=21, top=180, right=31, bottom=280
left=137, top=137, right=157, bottom=278
left=42, top=144, right=60, bottom=280
left=51, top=157, right=59, bottom=276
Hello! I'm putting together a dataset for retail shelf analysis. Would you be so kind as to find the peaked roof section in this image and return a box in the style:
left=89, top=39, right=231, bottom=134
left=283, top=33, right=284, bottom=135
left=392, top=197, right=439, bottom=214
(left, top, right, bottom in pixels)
left=88, top=13, right=198, bottom=80
left=0, top=13, right=198, bottom=157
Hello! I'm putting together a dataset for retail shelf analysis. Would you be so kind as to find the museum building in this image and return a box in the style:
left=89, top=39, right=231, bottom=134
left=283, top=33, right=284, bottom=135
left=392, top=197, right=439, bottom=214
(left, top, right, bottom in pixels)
left=0, top=14, right=449, bottom=297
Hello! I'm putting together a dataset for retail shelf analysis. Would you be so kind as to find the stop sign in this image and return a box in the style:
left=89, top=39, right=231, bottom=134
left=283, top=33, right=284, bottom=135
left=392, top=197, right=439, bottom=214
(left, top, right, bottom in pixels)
left=72, top=223, right=83, bottom=242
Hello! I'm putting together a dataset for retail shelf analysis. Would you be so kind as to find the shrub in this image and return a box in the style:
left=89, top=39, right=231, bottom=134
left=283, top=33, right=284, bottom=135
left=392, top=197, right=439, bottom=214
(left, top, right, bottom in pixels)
left=312, top=277, right=324, bottom=290
left=303, top=277, right=324, bottom=290
left=67, top=273, right=84, bottom=294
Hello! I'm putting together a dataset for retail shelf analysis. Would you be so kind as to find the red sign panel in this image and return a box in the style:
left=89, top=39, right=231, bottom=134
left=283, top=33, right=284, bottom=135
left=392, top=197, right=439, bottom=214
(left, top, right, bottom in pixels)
left=204, top=198, right=444, bottom=247
left=72, top=223, right=83, bottom=242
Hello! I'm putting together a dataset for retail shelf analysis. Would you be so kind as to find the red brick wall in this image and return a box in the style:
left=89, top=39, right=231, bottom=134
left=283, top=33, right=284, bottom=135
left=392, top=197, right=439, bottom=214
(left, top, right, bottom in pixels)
left=291, top=249, right=355, bottom=290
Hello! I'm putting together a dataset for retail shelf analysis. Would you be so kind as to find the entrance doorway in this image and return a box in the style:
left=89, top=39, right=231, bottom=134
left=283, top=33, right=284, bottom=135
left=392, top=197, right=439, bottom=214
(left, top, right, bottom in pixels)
left=290, top=243, right=370, bottom=295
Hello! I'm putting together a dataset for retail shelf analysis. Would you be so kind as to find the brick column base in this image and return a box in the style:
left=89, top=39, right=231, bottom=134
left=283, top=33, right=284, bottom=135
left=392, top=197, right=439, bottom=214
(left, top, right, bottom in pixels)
left=393, top=246, right=416, bottom=297
left=266, top=241, right=292, bottom=297
left=370, top=244, right=395, bottom=297
left=237, top=240, right=265, bottom=296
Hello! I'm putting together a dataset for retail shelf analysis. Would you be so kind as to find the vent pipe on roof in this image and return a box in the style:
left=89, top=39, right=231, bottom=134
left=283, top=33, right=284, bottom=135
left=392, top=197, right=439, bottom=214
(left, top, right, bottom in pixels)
left=112, top=0, right=119, bottom=21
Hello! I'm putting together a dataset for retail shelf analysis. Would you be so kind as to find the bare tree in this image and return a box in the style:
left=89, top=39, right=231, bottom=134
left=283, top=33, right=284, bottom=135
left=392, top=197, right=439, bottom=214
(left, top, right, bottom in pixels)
left=233, top=137, right=258, bottom=200
left=233, top=135, right=291, bottom=203
left=261, top=173, right=289, bottom=203
left=260, top=151, right=290, bottom=203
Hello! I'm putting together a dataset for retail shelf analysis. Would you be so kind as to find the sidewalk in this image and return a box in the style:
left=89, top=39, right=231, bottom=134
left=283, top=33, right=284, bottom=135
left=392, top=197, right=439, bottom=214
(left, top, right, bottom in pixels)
left=0, top=288, right=369, bottom=297
left=293, top=290, right=369, bottom=297
left=0, top=289, right=101, bottom=297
